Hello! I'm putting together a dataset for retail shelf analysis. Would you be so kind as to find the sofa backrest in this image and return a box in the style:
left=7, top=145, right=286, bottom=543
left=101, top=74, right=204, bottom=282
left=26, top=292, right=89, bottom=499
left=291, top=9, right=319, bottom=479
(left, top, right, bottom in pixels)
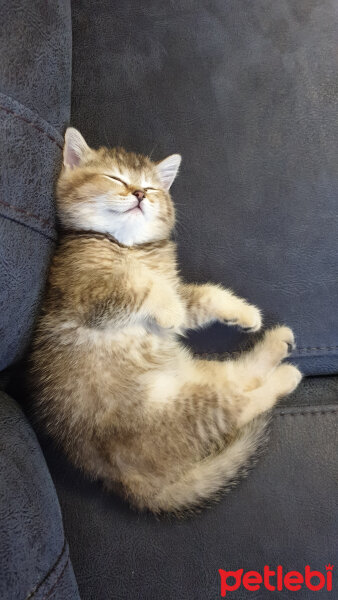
left=71, top=0, right=338, bottom=376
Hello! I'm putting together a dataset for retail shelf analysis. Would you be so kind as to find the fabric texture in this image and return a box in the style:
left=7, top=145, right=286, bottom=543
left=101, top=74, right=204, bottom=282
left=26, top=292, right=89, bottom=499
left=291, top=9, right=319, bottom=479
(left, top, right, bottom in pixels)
left=0, top=0, right=71, bottom=131
left=0, top=392, right=80, bottom=600
left=0, top=0, right=71, bottom=370
left=41, top=376, right=338, bottom=600
left=71, top=0, right=338, bottom=376
left=0, top=2, right=81, bottom=598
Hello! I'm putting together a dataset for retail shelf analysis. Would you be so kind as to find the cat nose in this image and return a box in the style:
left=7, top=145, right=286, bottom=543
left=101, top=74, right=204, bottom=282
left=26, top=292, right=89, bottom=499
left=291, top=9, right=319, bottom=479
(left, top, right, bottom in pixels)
left=133, top=190, right=145, bottom=201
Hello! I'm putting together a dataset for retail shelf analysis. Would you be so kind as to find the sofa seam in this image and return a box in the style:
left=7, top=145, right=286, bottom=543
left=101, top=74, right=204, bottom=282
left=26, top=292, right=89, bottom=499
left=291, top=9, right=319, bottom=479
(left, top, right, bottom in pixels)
left=0, top=104, right=63, bottom=149
left=0, top=211, right=56, bottom=242
left=41, top=557, right=70, bottom=600
left=295, top=345, right=338, bottom=352
left=0, top=199, right=54, bottom=229
left=276, top=408, right=338, bottom=417
left=25, top=539, right=67, bottom=600
left=195, top=345, right=338, bottom=359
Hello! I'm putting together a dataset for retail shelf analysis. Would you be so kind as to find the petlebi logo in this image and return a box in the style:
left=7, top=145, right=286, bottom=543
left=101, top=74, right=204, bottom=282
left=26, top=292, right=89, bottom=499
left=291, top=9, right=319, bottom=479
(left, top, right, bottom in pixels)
left=218, top=564, right=333, bottom=596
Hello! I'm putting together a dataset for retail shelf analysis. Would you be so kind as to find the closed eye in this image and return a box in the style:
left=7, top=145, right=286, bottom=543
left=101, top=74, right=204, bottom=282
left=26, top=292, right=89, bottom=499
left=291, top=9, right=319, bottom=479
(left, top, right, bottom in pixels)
left=103, top=174, right=128, bottom=187
left=103, top=175, right=158, bottom=193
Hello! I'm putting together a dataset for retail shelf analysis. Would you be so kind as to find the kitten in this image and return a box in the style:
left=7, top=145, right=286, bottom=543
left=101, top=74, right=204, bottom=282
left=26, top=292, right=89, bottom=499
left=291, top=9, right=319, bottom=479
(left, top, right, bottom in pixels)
left=28, top=128, right=302, bottom=514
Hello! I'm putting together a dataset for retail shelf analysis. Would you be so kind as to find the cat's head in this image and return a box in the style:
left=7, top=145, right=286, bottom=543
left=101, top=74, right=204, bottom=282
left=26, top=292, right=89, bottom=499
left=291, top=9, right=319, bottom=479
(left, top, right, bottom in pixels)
left=57, top=128, right=181, bottom=245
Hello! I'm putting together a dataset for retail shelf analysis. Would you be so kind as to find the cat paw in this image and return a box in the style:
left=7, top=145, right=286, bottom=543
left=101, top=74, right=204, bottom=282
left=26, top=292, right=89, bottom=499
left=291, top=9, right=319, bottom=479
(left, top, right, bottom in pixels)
left=273, top=363, right=302, bottom=396
left=227, top=304, right=262, bottom=332
left=263, top=326, right=295, bottom=358
left=274, top=325, right=295, bottom=351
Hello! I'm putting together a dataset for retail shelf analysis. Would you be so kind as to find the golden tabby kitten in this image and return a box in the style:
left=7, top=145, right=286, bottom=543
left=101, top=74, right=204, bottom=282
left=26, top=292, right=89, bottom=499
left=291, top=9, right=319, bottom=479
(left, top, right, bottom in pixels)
left=28, top=128, right=302, bottom=514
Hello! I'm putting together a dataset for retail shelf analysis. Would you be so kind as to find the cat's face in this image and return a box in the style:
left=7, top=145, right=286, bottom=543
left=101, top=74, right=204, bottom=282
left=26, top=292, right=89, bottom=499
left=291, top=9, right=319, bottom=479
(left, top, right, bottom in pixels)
left=57, top=128, right=181, bottom=245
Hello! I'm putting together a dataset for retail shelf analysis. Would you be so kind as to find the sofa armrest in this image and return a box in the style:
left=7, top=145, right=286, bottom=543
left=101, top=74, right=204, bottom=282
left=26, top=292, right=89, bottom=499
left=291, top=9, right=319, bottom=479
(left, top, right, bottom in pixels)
left=0, top=391, right=80, bottom=599
left=0, top=0, right=71, bottom=370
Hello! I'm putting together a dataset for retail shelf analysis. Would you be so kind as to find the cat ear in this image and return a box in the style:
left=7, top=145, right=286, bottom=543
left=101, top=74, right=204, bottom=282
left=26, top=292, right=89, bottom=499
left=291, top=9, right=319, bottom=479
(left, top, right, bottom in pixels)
left=156, top=154, right=182, bottom=190
left=63, top=127, right=91, bottom=169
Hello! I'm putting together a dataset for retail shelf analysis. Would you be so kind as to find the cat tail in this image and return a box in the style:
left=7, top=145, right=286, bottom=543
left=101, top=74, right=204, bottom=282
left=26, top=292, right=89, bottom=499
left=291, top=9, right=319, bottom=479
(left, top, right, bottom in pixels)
left=150, top=415, right=270, bottom=515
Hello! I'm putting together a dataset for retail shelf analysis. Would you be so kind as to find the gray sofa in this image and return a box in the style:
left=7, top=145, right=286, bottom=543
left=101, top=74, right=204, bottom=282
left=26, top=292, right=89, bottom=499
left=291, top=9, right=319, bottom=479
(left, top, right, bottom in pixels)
left=0, top=1, right=337, bottom=598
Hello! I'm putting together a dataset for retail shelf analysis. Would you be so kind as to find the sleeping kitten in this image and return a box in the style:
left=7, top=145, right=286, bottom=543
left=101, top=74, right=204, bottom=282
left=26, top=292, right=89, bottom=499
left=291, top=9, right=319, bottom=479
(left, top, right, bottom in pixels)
left=28, top=128, right=302, bottom=514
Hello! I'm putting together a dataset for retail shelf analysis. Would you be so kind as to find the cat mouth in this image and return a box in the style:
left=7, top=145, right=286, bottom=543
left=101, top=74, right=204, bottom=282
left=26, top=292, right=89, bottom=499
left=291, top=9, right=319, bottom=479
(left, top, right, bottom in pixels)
left=110, top=202, right=143, bottom=215
left=125, top=202, right=143, bottom=214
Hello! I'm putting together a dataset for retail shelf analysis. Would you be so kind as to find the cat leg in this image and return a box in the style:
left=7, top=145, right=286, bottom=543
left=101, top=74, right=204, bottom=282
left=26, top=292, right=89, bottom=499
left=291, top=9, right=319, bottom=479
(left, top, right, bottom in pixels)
left=116, top=356, right=301, bottom=513
left=191, top=326, right=296, bottom=393
left=188, top=349, right=301, bottom=427
left=236, top=364, right=302, bottom=427
left=225, top=326, right=296, bottom=391
left=179, top=283, right=262, bottom=332
left=183, top=326, right=301, bottom=427
left=119, top=369, right=269, bottom=513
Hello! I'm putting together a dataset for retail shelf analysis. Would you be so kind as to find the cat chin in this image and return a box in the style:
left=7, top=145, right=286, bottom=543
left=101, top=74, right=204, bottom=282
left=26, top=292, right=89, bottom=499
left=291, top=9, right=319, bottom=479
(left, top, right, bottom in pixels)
left=109, top=225, right=163, bottom=246
left=102, top=206, right=169, bottom=245
left=87, top=219, right=165, bottom=246
left=61, top=204, right=169, bottom=245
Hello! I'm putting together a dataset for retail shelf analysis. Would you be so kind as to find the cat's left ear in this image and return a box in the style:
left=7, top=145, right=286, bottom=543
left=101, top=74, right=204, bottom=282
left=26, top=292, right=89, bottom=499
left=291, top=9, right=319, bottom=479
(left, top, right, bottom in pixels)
left=156, top=154, right=182, bottom=190
left=63, top=127, right=91, bottom=169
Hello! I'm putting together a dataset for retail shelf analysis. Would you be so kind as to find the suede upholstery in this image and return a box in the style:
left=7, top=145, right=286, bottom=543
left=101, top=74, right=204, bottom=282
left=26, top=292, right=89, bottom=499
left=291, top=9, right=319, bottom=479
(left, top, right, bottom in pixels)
left=0, top=392, right=80, bottom=600
left=71, top=0, right=338, bottom=377
left=0, top=0, right=71, bottom=370
left=0, top=2, right=80, bottom=598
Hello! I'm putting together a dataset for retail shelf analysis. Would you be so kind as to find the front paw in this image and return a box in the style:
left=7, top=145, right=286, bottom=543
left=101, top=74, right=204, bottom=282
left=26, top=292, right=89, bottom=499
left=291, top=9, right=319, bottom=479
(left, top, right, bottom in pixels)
left=228, top=304, right=262, bottom=332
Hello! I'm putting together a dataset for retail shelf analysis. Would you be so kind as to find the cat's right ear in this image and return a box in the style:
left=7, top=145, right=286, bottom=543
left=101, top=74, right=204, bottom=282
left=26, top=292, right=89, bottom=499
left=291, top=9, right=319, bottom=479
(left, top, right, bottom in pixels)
left=63, top=127, right=90, bottom=169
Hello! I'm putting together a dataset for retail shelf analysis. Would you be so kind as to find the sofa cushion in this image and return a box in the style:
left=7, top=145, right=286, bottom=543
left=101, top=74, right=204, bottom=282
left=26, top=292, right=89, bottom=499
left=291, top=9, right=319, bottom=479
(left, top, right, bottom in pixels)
left=0, top=0, right=71, bottom=370
left=71, top=0, right=338, bottom=376
left=0, top=392, right=80, bottom=600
